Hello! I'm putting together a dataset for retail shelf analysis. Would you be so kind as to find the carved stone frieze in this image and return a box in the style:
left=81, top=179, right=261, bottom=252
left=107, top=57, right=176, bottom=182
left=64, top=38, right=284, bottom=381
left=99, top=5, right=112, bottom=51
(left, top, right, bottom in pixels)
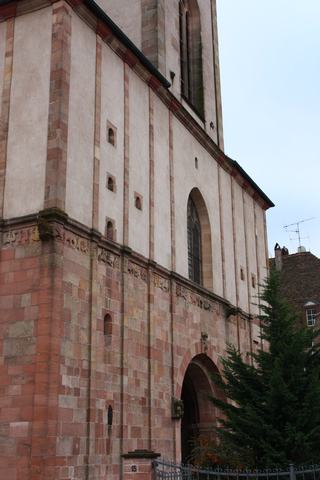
left=176, top=284, right=215, bottom=312
left=2, top=226, right=40, bottom=247
left=153, top=273, right=169, bottom=292
left=125, top=259, right=147, bottom=282
left=201, top=331, right=209, bottom=354
left=97, top=249, right=120, bottom=269
left=52, top=225, right=90, bottom=254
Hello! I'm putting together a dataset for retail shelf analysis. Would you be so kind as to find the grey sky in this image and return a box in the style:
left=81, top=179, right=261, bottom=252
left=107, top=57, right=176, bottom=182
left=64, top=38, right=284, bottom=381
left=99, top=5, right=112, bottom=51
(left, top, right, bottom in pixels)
left=216, top=1, right=320, bottom=257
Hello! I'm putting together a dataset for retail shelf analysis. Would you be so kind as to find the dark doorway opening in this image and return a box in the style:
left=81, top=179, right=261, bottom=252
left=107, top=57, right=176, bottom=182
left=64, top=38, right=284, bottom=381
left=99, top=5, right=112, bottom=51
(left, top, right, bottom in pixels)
left=180, top=354, right=222, bottom=464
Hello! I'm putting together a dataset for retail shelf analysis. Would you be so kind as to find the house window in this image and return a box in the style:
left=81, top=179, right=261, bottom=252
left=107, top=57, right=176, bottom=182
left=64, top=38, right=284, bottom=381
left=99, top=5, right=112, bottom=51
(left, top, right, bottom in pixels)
left=187, top=196, right=202, bottom=284
left=179, top=0, right=204, bottom=117
left=306, top=308, right=316, bottom=327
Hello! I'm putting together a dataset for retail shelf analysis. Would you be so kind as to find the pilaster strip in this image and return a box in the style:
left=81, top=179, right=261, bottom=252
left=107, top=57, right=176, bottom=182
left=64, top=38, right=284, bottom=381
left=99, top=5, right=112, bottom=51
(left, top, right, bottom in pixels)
left=30, top=236, right=64, bottom=478
left=211, top=0, right=224, bottom=150
left=231, top=177, right=240, bottom=349
left=148, top=88, right=155, bottom=260
left=169, top=111, right=176, bottom=271
left=147, top=266, right=153, bottom=449
left=263, top=210, right=269, bottom=275
left=253, top=202, right=260, bottom=295
left=0, top=18, right=15, bottom=218
left=217, top=165, right=226, bottom=298
left=92, top=35, right=102, bottom=230
left=242, top=189, right=253, bottom=358
left=44, top=2, right=71, bottom=210
left=86, top=242, right=99, bottom=475
left=231, top=178, right=239, bottom=306
left=123, top=63, right=130, bottom=245
left=253, top=202, right=263, bottom=348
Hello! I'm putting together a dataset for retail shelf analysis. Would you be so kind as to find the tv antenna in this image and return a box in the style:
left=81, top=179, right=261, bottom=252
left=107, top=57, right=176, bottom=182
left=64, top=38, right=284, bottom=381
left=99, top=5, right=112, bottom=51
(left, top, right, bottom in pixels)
left=283, top=217, right=315, bottom=249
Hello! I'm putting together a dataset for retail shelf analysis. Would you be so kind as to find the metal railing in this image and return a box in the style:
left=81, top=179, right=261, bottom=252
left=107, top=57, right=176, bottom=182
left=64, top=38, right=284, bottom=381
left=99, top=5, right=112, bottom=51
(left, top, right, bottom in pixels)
left=153, top=459, right=320, bottom=480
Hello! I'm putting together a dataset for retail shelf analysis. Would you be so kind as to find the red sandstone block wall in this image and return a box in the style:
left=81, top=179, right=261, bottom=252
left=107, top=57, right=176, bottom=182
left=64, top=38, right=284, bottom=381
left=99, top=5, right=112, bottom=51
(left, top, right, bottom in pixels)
left=0, top=237, right=42, bottom=480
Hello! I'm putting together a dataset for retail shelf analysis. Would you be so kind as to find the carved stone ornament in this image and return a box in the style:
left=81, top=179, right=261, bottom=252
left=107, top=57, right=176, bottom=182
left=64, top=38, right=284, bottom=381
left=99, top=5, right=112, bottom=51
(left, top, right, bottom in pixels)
left=172, top=397, right=184, bottom=420
left=97, top=249, right=120, bottom=269
left=176, top=284, right=214, bottom=312
left=153, top=273, right=169, bottom=292
left=2, top=226, right=40, bottom=247
left=201, top=331, right=209, bottom=354
left=126, top=260, right=147, bottom=282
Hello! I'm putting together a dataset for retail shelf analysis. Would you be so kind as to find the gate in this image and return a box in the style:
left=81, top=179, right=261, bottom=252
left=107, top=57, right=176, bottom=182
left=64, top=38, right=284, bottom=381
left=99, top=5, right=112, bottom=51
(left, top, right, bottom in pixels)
left=153, top=459, right=320, bottom=480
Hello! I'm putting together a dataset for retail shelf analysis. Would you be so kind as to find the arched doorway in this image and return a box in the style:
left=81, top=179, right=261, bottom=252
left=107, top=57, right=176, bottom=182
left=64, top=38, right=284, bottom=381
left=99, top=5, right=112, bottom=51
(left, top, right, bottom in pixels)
left=181, top=354, right=222, bottom=463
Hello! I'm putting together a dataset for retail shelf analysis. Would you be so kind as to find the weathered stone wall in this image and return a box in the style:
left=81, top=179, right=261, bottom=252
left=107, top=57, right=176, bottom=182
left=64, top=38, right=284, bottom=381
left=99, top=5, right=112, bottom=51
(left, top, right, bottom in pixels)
left=1, top=221, right=250, bottom=479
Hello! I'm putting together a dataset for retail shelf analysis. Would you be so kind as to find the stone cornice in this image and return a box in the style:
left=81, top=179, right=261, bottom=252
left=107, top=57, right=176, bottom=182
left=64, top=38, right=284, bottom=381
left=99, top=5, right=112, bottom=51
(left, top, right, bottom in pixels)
left=0, top=0, right=274, bottom=210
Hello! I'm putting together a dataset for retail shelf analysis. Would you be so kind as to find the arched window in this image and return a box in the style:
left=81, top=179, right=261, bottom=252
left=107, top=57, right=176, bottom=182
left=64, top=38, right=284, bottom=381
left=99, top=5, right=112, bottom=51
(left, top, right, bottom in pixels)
left=107, top=175, right=115, bottom=192
left=187, top=189, right=213, bottom=290
left=187, top=197, right=202, bottom=284
left=106, top=220, right=115, bottom=241
left=108, top=127, right=115, bottom=146
left=179, top=0, right=204, bottom=117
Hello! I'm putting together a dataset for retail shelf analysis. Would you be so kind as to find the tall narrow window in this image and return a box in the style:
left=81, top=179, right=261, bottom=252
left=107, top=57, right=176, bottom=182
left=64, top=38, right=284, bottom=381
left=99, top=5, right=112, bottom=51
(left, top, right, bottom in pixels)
left=179, top=0, right=204, bottom=117
left=188, top=197, right=202, bottom=284
left=306, top=308, right=316, bottom=327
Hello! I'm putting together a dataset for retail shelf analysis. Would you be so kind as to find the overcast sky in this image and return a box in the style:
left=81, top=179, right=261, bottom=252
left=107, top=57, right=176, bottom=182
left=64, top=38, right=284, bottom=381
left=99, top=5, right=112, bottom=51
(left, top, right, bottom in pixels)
left=216, top=1, right=320, bottom=258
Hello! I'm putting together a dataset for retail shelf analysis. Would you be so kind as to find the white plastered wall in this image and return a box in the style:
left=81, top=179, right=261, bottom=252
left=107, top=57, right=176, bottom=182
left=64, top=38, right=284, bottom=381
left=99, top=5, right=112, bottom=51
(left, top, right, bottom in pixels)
left=99, top=43, right=124, bottom=241
left=219, top=169, right=236, bottom=305
left=0, top=22, right=6, bottom=119
left=66, top=12, right=96, bottom=228
left=153, top=95, right=171, bottom=269
left=233, top=181, right=248, bottom=312
left=172, top=117, right=223, bottom=297
left=128, top=70, right=150, bottom=257
left=96, top=0, right=142, bottom=49
left=4, top=7, right=51, bottom=218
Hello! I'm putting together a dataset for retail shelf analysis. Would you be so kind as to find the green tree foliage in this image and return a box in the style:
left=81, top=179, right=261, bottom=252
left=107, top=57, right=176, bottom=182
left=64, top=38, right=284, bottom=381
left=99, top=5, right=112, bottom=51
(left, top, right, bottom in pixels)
left=211, top=270, right=320, bottom=467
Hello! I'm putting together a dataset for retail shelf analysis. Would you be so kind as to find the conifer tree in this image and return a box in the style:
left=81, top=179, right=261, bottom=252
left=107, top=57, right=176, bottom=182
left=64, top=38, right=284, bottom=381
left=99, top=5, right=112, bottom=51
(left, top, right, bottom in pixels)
left=211, top=270, right=320, bottom=468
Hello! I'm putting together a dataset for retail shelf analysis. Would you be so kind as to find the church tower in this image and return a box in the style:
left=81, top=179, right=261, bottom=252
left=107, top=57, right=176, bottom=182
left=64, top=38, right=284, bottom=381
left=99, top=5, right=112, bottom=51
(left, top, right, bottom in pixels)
left=97, top=0, right=224, bottom=147
left=0, top=1, right=273, bottom=479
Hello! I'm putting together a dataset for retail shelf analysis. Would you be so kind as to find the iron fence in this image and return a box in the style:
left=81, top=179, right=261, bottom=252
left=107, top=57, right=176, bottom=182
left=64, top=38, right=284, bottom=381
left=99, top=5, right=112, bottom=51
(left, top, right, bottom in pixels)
left=153, top=459, right=320, bottom=480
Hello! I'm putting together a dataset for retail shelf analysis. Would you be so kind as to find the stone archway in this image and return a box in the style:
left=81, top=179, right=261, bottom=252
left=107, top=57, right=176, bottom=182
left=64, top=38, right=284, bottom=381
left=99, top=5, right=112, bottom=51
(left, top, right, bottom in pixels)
left=180, top=354, right=223, bottom=463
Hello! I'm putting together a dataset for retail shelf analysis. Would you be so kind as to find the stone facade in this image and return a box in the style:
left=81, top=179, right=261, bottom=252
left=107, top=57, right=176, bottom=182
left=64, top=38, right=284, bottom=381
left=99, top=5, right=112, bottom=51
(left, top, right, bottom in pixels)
left=0, top=1, right=273, bottom=479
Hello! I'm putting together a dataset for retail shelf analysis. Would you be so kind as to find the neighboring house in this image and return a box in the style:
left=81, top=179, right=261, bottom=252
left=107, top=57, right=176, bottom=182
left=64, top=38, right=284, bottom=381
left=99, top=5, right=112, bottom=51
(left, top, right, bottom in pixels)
left=0, top=1, right=273, bottom=479
left=270, top=244, right=320, bottom=329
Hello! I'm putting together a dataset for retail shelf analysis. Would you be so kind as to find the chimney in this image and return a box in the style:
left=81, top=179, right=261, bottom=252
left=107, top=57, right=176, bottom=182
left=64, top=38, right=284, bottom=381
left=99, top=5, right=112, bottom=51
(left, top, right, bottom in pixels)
left=274, top=243, right=282, bottom=271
